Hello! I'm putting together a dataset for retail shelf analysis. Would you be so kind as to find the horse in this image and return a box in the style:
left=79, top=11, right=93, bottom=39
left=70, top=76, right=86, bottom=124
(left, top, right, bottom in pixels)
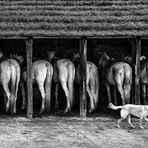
left=13, top=54, right=53, bottom=113
left=0, top=51, right=20, bottom=114
left=97, top=52, right=132, bottom=105
left=124, top=55, right=148, bottom=104
left=47, top=51, right=75, bottom=113
left=73, top=53, right=99, bottom=112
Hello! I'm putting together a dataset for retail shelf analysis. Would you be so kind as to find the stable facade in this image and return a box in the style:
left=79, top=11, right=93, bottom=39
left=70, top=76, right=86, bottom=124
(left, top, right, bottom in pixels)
left=0, top=0, right=148, bottom=118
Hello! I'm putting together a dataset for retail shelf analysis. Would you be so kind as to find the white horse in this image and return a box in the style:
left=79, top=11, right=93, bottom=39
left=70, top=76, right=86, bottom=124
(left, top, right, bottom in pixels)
left=47, top=51, right=75, bottom=113
left=98, top=52, right=132, bottom=105
left=0, top=51, right=20, bottom=114
left=13, top=55, right=53, bottom=113
left=73, top=53, right=99, bottom=112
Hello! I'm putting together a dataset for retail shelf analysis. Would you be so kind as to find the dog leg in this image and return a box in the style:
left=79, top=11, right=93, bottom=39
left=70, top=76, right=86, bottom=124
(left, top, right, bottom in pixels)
left=117, top=118, right=124, bottom=128
left=117, top=110, right=129, bottom=128
left=127, top=115, right=135, bottom=128
left=140, top=117, right=144, bottom=129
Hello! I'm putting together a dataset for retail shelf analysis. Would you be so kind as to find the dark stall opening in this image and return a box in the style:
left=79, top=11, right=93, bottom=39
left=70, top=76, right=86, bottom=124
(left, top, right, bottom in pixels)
left=0, top=39, right=26, bottom=114
left=33, top=38, right=80, bottom=113
left=87, top=38, right=132, bottom=107
left=0, top=38, right=147, bottom=115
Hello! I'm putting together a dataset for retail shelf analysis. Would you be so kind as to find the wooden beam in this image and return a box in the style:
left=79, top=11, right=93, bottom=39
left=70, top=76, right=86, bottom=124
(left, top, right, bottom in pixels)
left=79, top=37, right=87, bottom=118
left=135, top=36, right=141, bottom=105
left=130, top=39, right=136, bottom=104
left=25, top=38, right=33, bottom=118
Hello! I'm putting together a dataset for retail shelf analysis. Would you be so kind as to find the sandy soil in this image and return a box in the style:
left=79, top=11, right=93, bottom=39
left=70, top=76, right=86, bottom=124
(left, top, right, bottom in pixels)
left=0, top=111, right=148, bottom=148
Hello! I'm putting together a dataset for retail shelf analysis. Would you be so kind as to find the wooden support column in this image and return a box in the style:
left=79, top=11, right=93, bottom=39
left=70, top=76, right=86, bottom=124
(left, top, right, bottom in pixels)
left=25, top=38, right=33, bottom=118
left=135, top=36, right=141, bottom=105
left=130, top=39, right=136, bottom=104
left=79, top=37, right=87, bottom=118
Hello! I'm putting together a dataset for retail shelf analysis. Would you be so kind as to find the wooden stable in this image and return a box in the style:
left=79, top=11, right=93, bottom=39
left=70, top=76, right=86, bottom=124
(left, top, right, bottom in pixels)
left=0, top=36, right=145, bottom=118
left=0, top=0, right=148, bottom=118
left=23, top=37, right=88, bottom=118
left=20, top=36, right=143, bottom=118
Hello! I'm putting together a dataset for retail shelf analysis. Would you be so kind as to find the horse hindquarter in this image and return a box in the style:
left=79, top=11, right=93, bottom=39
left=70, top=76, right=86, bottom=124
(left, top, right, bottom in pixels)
left=0, top=60, right=20, bottom=113
left=57, top=59, right=75, bottom=112
left=32, top=60, right=52, bottom=113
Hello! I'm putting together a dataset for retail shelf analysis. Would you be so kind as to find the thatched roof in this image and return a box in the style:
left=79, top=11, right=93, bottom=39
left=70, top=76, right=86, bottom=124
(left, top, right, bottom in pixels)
left=0, top=0, right=148, bottom=38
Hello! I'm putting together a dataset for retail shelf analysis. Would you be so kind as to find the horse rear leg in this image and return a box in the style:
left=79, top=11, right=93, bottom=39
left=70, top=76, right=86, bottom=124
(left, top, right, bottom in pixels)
left=90, top=71, right=99, bottom=111
left=87, top=81, right=95, bottom=113
left=45, top=75, right=52, bottom=113
left=117, top=83, right=125, bottom=105
left=2, top=82, right=11, bottom=112
left=124, top=84, right=131, bottom=104
left=12, top=69, right=20, bottom=114
left=61, top=81, right=70, bottom=113
left=67, top=68, right=75, bottom=111
left=105, top=82, right=112, bottom=104
left=10, top=79, right=17, bottom=114
left=36, top=80, right=46, bottom=114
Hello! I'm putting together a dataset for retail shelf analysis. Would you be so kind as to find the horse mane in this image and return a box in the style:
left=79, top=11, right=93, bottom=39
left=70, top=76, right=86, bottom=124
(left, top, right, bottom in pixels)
left=98, top=52, right=111, bottom=68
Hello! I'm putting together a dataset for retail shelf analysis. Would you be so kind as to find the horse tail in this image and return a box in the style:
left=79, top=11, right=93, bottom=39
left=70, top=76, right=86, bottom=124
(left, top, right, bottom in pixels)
left=15, top=62, right=21, bottom=99
left=123, top=65, right=132, bottom=84
left=10, top=62, right=20, bottom=113
left=67, top=63, right=75, bottom=110
left=123, top=64, right=132, bottom=104
left=45, top=63, right=53, bottom=113
left=93, top=67, right=99, bottom=108
left=108, top=103, right=123, bottom=110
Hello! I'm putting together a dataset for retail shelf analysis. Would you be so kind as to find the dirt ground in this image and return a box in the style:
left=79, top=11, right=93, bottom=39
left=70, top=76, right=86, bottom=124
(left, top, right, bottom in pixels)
left=0, top=110, right=148, bottom=148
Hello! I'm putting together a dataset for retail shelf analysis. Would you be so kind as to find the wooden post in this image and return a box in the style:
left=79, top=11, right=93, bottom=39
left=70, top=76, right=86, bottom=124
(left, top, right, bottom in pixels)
left=135, top=36, right=141, bottom=105
left=130, top=39, right=136, bottom=104
left=79, top=37, right=87, bottom=118
left=25, top=38, right=33, bottom=118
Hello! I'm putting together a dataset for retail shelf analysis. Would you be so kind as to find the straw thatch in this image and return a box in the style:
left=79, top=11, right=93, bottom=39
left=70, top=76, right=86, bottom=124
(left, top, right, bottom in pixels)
left=0, top=0, right=148, bottom=38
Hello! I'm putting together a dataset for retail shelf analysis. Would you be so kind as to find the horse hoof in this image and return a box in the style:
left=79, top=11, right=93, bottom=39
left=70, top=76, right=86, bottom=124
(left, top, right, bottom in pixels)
left=64, top=108, right=70, bottom=113
left=6, top=107, right=9, bottom=113
left=39, top=108, right=45, bottom=114
left=88, top=108, right=94, bottom=113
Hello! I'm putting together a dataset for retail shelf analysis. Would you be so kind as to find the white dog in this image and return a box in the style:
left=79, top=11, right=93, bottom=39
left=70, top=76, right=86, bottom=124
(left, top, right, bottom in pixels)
left=109, top=103, right=148, bottom=128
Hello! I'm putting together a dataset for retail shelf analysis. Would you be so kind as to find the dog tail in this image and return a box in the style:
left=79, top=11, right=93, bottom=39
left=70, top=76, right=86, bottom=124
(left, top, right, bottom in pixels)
left=108, top=103, right=123, bottom=110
